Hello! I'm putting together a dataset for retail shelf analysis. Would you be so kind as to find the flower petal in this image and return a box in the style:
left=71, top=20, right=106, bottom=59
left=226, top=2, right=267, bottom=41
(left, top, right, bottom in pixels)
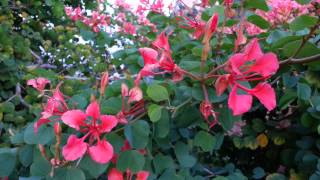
left=61, top=110, right=86, bottom=130
left=34, top=118, right=51, bottom=134
left=251, top=83, right=276, bottom=111
left=243, top=38, right=263, bottom=61
left=229, top=53, right=246, bottom=75
left=228, top=86, right=253, bottom=115
left=249, top=52, right=279, bottom=77
left=86, top=101, right=100, bottom=120
left=152, top=31, right=170, bottom=52
left=62, top=135, right=87, bottom=161
left=215, top=75, right=230, bottom=96
left=121, top=83, right=129, bottom=97
left=136, top=171, right=150, bottom=180
left=100, top=115, right=118, bottom=132
left=88, top=139, right=114, bottom=164
left=139, top=47, right=158, bottom=65
left=128, top=86, right=143, bottom=103
left=108, top=168, right=124, bottom=180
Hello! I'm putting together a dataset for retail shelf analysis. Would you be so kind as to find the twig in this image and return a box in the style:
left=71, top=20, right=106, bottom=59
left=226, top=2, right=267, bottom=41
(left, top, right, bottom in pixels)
left=280, top=54, right=320, bottom=66
left=6, top=83, right=31, bottom=108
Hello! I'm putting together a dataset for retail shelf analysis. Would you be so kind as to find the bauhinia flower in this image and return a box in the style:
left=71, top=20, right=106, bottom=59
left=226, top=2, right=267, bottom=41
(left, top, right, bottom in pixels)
left=215, top=38, right=279, bottom=115
left=116, top=83, right=144, bottom=124
left=107, top=168, right=149, bottom=180
left=34, top=83, right=68, bottom=133
left=27, top=77, right=50, bottom=93
left=61, top=100, right=117, bottom=164
left=200, top=101, right=218, bottom=128
left=135, top=31, right=184, bottom=85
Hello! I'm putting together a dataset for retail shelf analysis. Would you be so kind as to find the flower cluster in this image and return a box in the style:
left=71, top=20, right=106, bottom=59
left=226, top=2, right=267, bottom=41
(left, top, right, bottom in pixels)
left=215, top=38, right=279, bottom=115
left=28, top=72, right=145, bottom=168
left=135, top=31, right=185, bottom=85
left=64, top=6, right=110, bottom=32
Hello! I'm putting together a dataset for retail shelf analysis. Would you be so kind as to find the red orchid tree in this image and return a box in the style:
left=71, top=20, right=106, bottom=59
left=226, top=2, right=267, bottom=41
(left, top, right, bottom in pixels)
left=17, top=0, right=320, bottom=179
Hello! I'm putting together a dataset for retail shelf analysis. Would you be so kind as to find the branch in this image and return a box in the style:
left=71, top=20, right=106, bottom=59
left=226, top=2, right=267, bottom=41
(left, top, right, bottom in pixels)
left=28, top=49, right=57, bottom=69
left=6, top=83, right=32, bottom=109
left=280, top=54, right=320, bottom=66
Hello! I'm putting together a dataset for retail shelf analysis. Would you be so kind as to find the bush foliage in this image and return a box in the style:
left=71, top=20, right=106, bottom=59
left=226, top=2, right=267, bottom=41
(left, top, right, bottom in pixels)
left=0, top=0, right=320, bottom=179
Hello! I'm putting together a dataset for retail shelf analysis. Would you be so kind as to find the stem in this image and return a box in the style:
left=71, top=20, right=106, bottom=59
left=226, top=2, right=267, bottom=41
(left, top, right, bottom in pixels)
left=201, top=83, right=210, bottom=102
left=280, top=54, right=320, bottom=66
left=112, top=112, right=147, bottom=133
left=179, top=69, right=202, bottom=80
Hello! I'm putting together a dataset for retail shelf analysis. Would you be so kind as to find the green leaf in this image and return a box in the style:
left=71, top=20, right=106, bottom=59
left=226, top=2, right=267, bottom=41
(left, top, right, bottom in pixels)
left=247, top=15, right=270, bottom=29
left=155, top=109, right=170, bottom=138
left=216, top=105, right=241, bottom=130
left=174, top=142, right=196, bottom=168
left=153, top=154, right=175, bottom=174
left=30, top=157, right=51, bottom=177
left=295, top=0, right=311, bottom=4
left=0, top=148, right=16, bottom=177
left=124, top=120, right=150, bottom=149
left=100, top=97, right=122, bottom=114
left=290, top=15, right=318, bottom=31
left=278, top=89, right=297, bottom=109
left=252, top=167, right=266, bottom=179
left=78, top=155, right=109, bottom=178
left=117, top=150, right=145, bottom=173
left=297, top=83, right=311, bottom=100
left=19, top=145, right=33, bottom=167
left=24, top=123, right=54, bottom=145
left=148, top=104, right=163, bottom=122
left=194, top=131, right=215, bottom=152
left=244, top=0, right=269, bottom=11
left=147, top=84, right=169, bottom=102
left=51, top=168, right=85, bottom=180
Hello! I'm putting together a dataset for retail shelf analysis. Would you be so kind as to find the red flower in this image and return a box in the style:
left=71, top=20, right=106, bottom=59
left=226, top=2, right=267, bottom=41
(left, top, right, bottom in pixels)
left=108, top=168, right=124, bottom=180
left=116, top=83, right=145, bottom=124
left=123, top=22, right=136, bottom=35
left=152, top=31, right=170, bottom=52
left=61, top=101, right=117, bottom=164
left=136, top=171, right=149, bottom=180
left=200, top=101, right=218, bottom=128
left=215, top=38, right=279, bottom=115
left=34, top=84, right=68, bottom=133
left=203, top=13, right=219, bottom=43
left=107, top=168, right=149, bottom=180
left=178, top=16, right=206, bottom=39
left=136, top=32, right=184, bottom=84
left=27, top=77, right=50, bottom=93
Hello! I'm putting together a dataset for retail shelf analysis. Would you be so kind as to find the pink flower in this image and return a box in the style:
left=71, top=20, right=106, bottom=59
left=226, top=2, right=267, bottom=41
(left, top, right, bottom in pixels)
left=116, top=83, right=145, bottom=124
left=115, top=0, right=131, bottom=10
left=136, top=171, right=149, bottom=180
left=256, top=0, right=309, bottom=26
left=64, top=6, right=83, bottom=21
left=108, top=168, right=124, bottom=180
left=203, top=13, right=219, bottom=43
left=178, top=15, right=206, bottom=39
left=61, top=101, right=117, bottom=164
left=200, top=101, right=218, bottom=128
left=150, top=0, right=164, bottom=13
left=152, top=31, right=171, bottom=52
left=135, top=32, right=184, bottom=84
left=34, top=84, right=68, bottom=134
left=27, top=77, right=50, bottom=93
left=216, top=38, right=279, bottom=115
left=100, top=71, right=109, bottom=96
left=123, top=22, right=136, bottom=35
left=201, top=0, right=209, bottom=7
